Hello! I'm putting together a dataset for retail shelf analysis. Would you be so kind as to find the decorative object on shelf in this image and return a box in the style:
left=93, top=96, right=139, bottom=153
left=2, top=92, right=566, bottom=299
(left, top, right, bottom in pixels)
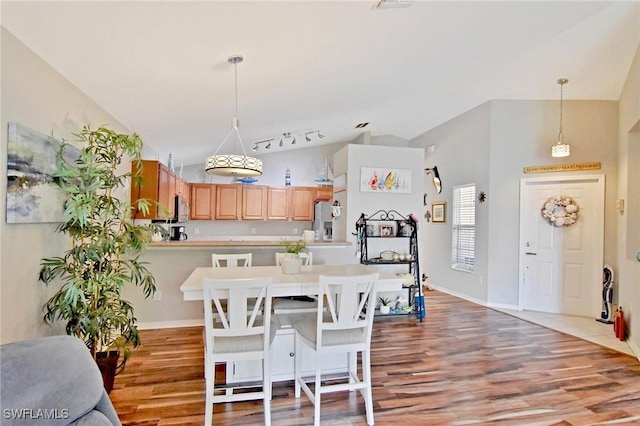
left=280, top=238, right=309, bottom=274
left=378, top=297, right=391, bottom=314
left=541, top=195, right=579, bottom=227
left=424, top=166, right=442, bottom=194
left=234, top=177, right=258, bottom=185
left=168, top=152, right=174, bottom=172
left=551, top=77, right=571, bottom=158
left=315, top=157, right=334, bottom=186
left=360, top=167, right=411, bottom=193
left=431, top=201, right=446, bottom=223
left=285, top=168, right=291, bottom=186
left=478, top=191, right=487, bottom=203
left=379, top=225, right=395, bottom=237
left=206, top=55, right=263, bottom=177
left=331, top=200, right=342, bottom=219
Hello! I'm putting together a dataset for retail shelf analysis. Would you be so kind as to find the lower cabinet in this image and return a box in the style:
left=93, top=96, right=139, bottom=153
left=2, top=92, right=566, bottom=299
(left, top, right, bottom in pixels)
left=226, top=327, right=348, bottom=383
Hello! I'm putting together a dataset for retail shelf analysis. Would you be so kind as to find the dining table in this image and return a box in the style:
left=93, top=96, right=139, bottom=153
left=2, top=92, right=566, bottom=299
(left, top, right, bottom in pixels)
left=179, top=263, right=405, bottom=301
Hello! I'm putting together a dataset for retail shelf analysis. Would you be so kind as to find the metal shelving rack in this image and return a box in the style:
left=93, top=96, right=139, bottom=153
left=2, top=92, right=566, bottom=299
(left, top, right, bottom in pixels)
left=355, top=209, right=424, bottom=322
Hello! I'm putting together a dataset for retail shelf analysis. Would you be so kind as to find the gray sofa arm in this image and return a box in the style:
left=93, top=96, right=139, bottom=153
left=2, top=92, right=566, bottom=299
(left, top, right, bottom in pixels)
left=1, top=335, right=121, bottom=426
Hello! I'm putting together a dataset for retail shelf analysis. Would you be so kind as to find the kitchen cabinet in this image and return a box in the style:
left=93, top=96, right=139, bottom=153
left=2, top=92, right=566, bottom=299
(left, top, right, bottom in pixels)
left=215, top=185, right=242, bottom=220
left=227, top=328, right=347, bottom=383
left=131, top=160, right=176, bottom=219
left=289, top=187, right=314, bottom=221
left=314, top=187, right=333, bottom=202
left=190, top=184, right=216, bottom=220
left=266, top=187, right=290, bottom=221
left=242, top=186, right=267, bottom=220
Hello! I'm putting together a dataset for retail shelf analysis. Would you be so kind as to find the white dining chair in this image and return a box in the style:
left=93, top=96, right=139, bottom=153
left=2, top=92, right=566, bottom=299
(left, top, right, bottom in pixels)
left=273, top=252, right=316, bottom=314
left=292, top=273, right=379, bottom=426
left=203, top=277, right=275, bottom=426
left=211, top=253, right=252, bottom=268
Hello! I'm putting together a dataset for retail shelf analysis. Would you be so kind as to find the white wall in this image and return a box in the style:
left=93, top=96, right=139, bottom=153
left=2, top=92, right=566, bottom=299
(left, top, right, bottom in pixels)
left=411, top=99, right=620, bottom=312
left=0, top=28, right=133, bottom=343
left=617, top=43, right=640, bottom=356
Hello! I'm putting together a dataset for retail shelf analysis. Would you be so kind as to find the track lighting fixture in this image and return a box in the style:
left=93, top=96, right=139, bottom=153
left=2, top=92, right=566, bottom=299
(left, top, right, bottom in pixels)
left=250, top=130, right=324, bottom=151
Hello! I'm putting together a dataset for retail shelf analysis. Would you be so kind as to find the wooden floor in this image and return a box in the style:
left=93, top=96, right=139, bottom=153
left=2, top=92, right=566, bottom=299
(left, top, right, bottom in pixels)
left=110, top=291, right=640, bottom=425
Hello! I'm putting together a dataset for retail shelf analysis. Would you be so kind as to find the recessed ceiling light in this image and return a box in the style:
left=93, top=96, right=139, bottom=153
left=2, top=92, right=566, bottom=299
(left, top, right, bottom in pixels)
left=355, top=122, right=369, bottom=129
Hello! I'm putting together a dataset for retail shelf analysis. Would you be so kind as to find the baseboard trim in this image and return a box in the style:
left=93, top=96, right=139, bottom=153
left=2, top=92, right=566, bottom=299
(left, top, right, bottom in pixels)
left=137, top=319, right=203, bottom=330
left=487, top=301, right=520, bottom=311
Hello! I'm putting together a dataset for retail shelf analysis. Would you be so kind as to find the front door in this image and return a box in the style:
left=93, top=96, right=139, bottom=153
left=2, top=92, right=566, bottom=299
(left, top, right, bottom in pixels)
left=519, top=175, right=605, bottom=316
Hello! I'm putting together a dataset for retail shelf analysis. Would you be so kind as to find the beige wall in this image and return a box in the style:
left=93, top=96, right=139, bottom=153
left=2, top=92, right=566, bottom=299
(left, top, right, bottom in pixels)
left=617, top=42, right=640, bottom=356
left=0, top=28, right=131, bottom=343
left=411, top=99, right=619, bottom=310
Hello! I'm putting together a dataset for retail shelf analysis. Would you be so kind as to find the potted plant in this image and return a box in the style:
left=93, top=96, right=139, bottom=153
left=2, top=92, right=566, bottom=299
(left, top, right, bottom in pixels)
left=38, top=125, right=160, bottom=393
left=280, top=239, right=309, bottom=274
left=378, top=297, right=392, bottom=314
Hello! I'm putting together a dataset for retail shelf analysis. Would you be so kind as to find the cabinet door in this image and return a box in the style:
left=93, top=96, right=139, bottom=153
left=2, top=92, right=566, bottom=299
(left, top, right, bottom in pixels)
left=314, top=187, right=333, bottom=202
left=190, top=184, right=216, bottom=220
left=267, top=187, right=290, bottom=221
left=290, top=187, right=314, bottom=221
left=215, top=185, right=242, bottom=220
left=156, top=164, right=172, bottom=219
left=131, top=160, right=160, bottom=219
left=242, top=186, right=267, bottom=220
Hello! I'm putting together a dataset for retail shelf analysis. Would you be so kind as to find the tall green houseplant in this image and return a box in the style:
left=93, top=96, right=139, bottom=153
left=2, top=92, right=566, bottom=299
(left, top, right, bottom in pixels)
left=39, top=125, right=158, bottom=385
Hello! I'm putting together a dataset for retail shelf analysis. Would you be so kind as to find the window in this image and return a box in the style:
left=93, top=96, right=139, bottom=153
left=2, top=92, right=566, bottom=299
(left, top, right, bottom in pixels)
left=451, top=183, right=475, bottom=272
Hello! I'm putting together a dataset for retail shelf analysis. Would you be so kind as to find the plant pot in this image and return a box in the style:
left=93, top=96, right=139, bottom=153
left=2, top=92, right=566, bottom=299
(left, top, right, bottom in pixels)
left=380, top=305, right=391, bottom=314
left=281, top=253, right=302, bottom=274
left=96, top=350, right=119, bottom=394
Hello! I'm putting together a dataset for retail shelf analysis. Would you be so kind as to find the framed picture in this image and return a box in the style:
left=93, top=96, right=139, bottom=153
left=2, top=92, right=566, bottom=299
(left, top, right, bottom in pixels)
left=432, top=202, right=446, bottom=223
left=379, top=225, right=395, bottom=237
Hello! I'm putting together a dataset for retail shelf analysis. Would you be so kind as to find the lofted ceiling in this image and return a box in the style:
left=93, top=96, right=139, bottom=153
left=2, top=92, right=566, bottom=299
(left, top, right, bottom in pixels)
left=2, top=1, right=639, bottom=167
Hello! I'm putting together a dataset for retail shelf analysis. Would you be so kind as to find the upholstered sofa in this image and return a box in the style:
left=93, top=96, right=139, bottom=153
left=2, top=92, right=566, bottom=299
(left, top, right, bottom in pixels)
left=0, top=335, right=121, bottom=425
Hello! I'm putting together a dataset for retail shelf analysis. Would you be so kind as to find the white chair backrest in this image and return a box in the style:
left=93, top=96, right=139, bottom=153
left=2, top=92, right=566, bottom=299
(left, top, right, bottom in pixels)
left=275, top=252, right=313, bottom=266
left=316, top=273, right=378, bottom=346
left=212, top=253, right=252, bottom=268
left=203, top=277, right=272, bottom=345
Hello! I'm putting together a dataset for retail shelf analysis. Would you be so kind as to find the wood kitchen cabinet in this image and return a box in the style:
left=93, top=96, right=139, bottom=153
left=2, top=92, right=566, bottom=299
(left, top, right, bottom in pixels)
left=242, top=186, right=267, bottom=220
left=131, top=160, right=175, bottom=219
left=190, top=184, right=216, bottom=220
left=266, top=187, right=290, bottom=221
left=289, top=187, right=315, bottom=221
left=215, top=185, right=242, bottom=220
left=314, top=187, right=333, bottom=202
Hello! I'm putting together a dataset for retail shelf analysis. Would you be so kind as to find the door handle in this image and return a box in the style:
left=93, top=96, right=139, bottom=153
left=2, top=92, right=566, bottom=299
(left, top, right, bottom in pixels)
left=525, top=252, right=537, bottom=255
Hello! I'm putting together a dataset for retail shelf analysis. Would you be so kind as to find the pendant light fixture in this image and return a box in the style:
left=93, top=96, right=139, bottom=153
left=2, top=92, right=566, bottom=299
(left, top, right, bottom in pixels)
left=206, top=55, right=262, bottom=176
left=551, top=77, right=571, bottom=158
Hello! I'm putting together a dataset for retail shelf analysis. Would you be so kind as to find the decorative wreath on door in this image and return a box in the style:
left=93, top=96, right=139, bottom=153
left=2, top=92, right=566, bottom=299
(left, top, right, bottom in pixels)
left=541, top=196, right=579, bottom=227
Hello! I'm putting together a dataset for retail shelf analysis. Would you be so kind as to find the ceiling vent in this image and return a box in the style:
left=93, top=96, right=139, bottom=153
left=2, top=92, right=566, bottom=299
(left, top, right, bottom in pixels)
left=355, top=122, right=370, bottom=129
left=373, top=0, right=414, bottom=9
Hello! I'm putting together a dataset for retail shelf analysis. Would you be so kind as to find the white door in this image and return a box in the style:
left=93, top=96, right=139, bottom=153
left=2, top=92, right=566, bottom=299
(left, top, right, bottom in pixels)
left=519, top=175, right=604, bottom=316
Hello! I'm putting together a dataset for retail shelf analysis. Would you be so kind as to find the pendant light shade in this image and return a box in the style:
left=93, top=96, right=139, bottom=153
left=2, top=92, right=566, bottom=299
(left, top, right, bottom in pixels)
left=551, top=78, right=571, bottom=158
left=206, top=55, right=263, bottom=176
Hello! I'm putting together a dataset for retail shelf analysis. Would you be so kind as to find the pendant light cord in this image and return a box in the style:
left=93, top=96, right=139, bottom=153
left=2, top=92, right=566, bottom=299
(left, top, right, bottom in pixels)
left=557, top=78, right=567, bottom=145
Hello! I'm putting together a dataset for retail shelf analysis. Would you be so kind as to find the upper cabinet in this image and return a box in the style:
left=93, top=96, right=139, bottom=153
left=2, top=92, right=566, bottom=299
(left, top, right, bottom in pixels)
left=190, top=184, right=216, bottom=220
left=267, top=187, right=291, bottom=221
left=289, top=187, right=315, bottom=221
left=131, top=160, right=186, bottom=220
left=215, top=185, right=242, bottom=220
left=242, top=186, right=267, bottom=220
left=314, top=187, right=333, bottom=202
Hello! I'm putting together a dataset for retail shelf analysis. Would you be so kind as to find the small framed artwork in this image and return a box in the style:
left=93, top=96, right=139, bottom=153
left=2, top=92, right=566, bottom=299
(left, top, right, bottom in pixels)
left=431, top=202, right=446, bottom=223
left=379, top=225, right=395, bottom=237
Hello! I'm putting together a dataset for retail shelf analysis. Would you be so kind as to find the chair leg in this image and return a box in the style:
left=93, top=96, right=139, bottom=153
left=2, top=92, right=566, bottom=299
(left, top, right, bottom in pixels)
left=263, top=356, right=272, bottom=426
left=205, top=367, right=214, bottom=426
left=294, top=333, right=301, bottom=398
left=313, top=359, right=322, bottom=426
left=348, top=351, right=357, bottom=388
left=362, top=349, right=374, bottom=425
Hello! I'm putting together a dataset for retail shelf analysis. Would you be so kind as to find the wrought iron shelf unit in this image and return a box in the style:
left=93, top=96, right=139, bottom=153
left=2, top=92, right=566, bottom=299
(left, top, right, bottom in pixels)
left=355, top=209, right=425, bottom=321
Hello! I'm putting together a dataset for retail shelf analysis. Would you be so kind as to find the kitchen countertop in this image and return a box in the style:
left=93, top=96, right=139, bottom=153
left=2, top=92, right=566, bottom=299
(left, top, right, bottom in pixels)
left=148, top=239, right=351, bottom=248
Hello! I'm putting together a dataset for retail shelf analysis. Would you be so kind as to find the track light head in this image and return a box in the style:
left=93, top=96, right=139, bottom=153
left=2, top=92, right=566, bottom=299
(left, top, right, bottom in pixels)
left=317, top=131, right=324, bottom=138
